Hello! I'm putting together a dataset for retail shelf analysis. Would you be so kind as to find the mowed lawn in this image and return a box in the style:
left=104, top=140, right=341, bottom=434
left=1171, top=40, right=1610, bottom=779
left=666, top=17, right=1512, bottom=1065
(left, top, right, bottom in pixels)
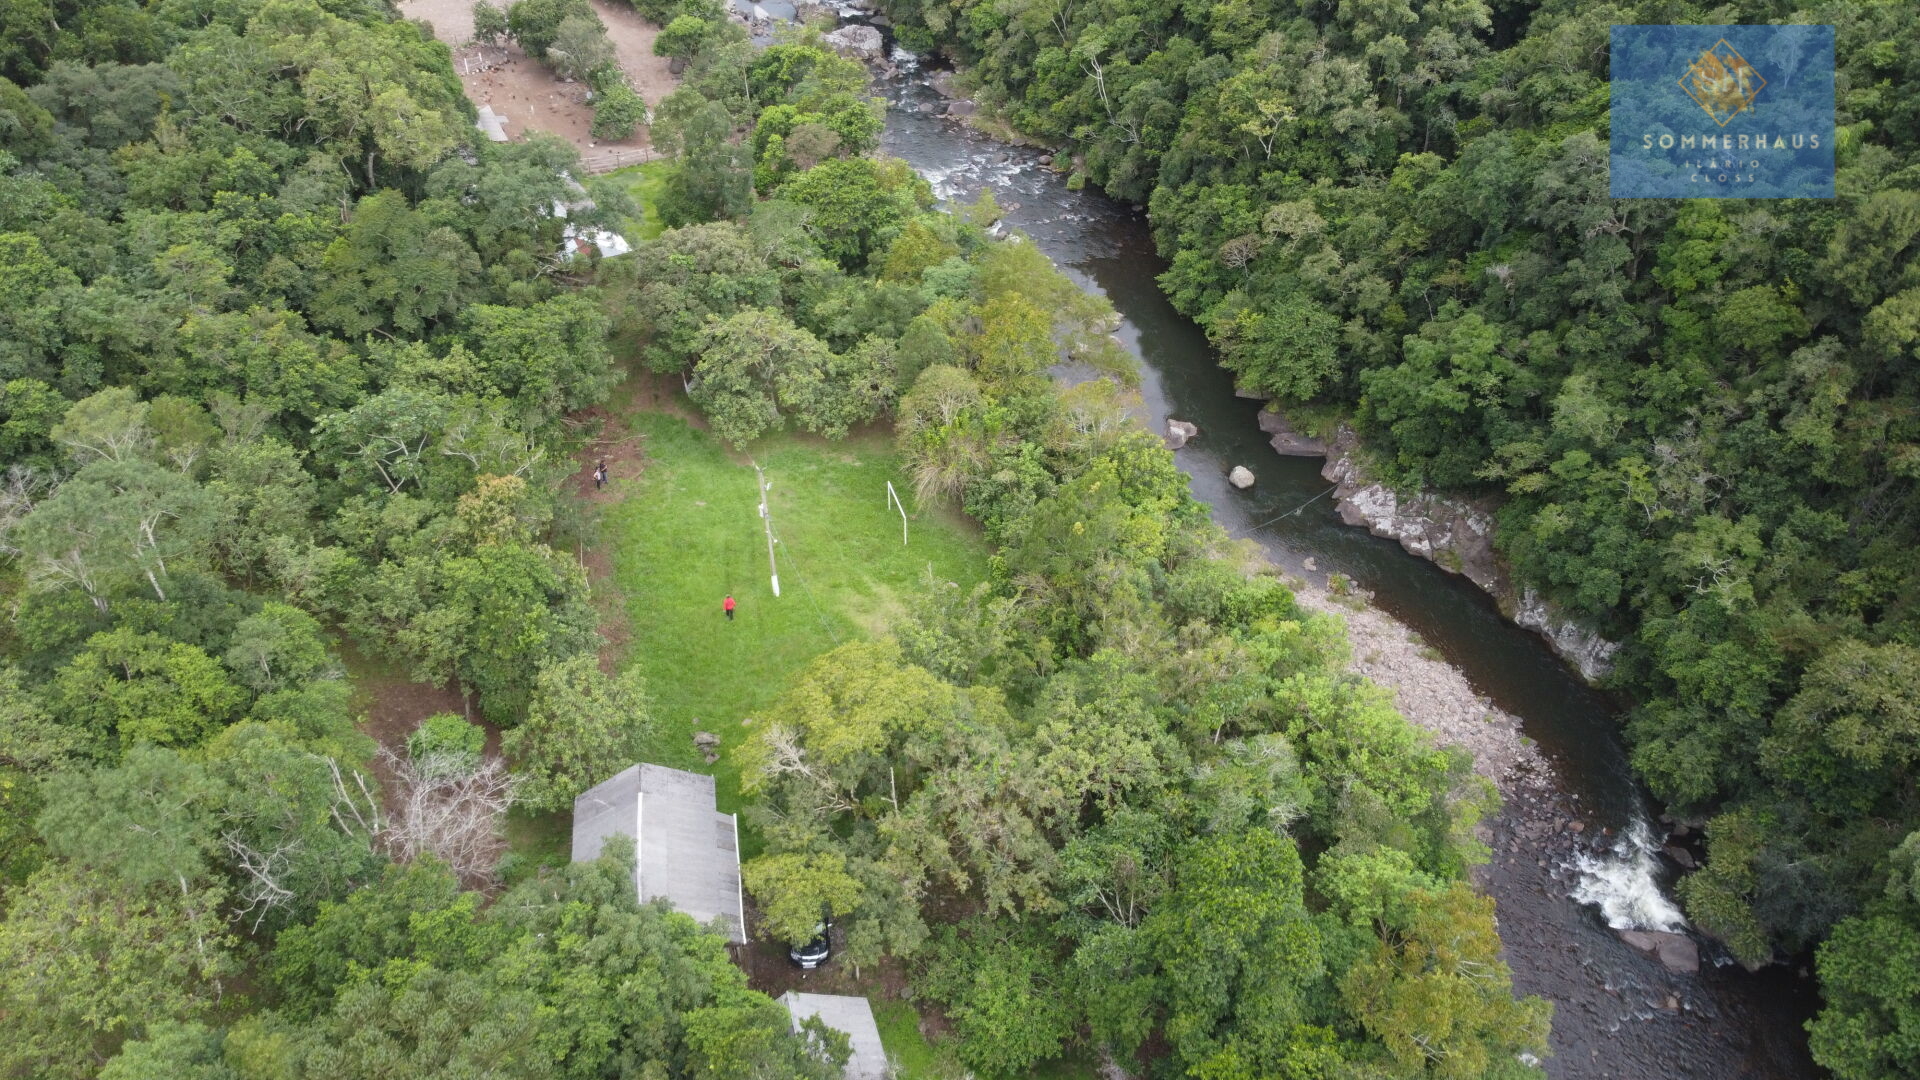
left=606, top=412, right=989, bottom=824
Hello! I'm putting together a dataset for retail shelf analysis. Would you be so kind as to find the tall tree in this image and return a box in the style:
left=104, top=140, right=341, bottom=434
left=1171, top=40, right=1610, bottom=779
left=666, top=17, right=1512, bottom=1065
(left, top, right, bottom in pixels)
left=503, top=655, right=652, bottom=812
left=0, top=862, right=235, bottom=1080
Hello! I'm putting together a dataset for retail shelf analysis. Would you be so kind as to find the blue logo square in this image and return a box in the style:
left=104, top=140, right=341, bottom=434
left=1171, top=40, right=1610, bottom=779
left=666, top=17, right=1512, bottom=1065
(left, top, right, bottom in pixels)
left=1609, top=25, right=1834, bottom=199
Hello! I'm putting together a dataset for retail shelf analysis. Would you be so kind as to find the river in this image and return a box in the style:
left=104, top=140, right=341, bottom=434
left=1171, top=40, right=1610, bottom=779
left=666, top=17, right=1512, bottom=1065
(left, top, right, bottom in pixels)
left=866, top=45, right=1822, bottom=1080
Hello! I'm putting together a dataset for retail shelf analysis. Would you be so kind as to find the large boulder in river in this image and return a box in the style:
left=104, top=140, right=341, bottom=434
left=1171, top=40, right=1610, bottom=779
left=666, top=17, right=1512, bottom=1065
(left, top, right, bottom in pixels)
left=929, top=70, right=963, bottom=98
left=1257, top=409, right=1328, bottom=456
left=1166, top=419, right=1199, bottom=449
left=824, top=25, right=885, bottom=61
left=1228, top=466, right=1256, bottom=490
left=1618, top=930, right=1700, bottom=974
left=946, top=99, right=978, bottom=117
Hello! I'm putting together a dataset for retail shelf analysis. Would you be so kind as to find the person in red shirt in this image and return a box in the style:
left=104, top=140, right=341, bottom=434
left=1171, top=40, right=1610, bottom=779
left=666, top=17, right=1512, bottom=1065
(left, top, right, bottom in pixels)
left=723, top=594, right=736, bottom=621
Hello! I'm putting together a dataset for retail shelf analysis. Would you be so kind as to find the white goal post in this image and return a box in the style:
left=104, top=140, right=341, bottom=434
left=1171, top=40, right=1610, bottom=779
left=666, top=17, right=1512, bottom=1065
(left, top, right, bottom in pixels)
left=885, top=481, right=908, bottom=547
left=753, top=461, right=780, bottom=597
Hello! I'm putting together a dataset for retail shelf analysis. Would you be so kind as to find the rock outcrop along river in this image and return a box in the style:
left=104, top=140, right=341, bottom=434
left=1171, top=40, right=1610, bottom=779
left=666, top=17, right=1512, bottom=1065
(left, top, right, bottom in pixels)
left=867, top=39, right=1822, bottom=1080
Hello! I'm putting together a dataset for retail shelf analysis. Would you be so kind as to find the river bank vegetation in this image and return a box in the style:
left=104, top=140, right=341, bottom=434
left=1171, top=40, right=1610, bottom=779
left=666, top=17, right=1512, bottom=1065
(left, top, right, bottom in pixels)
left=871, top=0, right=1920, bottom=1072
left=0, top=0, right=1548, bottom=1074
left=633, top=24, right=1551, bottom=1077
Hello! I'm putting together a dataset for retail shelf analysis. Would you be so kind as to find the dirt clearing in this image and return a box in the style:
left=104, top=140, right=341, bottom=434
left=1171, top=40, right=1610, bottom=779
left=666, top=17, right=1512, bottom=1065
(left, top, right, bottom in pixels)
left=398, top=0, right=679, bottom=161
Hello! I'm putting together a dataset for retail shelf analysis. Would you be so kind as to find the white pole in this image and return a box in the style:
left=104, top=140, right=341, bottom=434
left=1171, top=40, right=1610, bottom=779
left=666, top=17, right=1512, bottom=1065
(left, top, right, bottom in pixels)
left=886, top=481, right=908, bottom=546
left=753, top=460, right=780, bottom=597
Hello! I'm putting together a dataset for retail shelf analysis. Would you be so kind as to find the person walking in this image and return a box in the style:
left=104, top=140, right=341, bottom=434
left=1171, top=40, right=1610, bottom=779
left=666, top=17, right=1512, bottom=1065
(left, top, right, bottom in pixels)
left=593, top=460, right=607, bottom=489
left=723, top=594, right=736, bottom=621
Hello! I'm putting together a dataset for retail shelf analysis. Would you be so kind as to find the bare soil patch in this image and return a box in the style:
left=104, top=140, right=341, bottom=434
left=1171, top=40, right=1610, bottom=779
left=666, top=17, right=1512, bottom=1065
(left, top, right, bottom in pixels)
left=738, top=913, right=914, bottom=1005
left=351, top=656, right=471, bottom=754
left=570, top=404, right=649, bottom=506
left=568, top=401, right=650, bottom=667
left=343, top=645, right=476, bottom=803
left=398, top=0, right=678, bottom=159
left=627, top=369, right=707, bottom=427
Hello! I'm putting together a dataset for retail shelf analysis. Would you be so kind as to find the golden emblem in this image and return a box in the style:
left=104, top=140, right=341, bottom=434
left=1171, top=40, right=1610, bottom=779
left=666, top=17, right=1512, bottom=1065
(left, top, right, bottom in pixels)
left=1678, top=39, right=1766, bottom=126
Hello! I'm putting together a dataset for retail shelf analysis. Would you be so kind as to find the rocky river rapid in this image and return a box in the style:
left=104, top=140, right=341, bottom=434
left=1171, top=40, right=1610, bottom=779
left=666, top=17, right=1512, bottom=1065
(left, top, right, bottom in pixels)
left=843, top=28, right=1826, bottom=1079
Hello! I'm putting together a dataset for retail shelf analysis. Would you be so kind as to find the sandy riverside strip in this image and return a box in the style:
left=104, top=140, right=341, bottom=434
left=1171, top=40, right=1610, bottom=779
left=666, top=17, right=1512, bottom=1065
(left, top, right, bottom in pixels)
left=1285, top=578, right=1554, bottom=797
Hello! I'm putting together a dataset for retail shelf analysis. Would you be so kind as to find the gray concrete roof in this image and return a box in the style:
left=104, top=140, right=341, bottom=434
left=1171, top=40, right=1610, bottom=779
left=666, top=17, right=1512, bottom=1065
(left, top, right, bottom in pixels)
left=474, top=105, right=509, bottom=142
left=782, top=993, right=889, bottom=1080
left=572, top=763, right=746, bottom=943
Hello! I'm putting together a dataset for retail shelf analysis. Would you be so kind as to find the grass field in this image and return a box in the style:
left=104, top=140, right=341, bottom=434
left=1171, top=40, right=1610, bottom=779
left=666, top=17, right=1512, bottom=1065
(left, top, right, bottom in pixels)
left=603, top=160, right=673, bottom=242
left=606, top=411, right=990, bottom=829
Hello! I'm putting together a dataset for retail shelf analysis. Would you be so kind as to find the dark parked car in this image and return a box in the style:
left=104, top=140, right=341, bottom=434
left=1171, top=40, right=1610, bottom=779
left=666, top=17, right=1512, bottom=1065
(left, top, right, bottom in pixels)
left=788, top=913, right=833, bottom=969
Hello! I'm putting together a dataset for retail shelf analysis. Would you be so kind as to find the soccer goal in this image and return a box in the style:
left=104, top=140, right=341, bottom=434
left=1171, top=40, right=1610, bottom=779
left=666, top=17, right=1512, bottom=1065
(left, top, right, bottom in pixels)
left=753, top=461, right=780, bottom=597
left=885, top=481, right=908, bottom=547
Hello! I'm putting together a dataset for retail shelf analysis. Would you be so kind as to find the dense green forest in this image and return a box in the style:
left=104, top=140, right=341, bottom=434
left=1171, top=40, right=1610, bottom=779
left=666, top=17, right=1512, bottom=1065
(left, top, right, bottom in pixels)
left=0, top=0, right=1566, bottom=1077
left=0, top=0, right=871, bottom=1073
left=867, top=0, right=1920, bottom=1074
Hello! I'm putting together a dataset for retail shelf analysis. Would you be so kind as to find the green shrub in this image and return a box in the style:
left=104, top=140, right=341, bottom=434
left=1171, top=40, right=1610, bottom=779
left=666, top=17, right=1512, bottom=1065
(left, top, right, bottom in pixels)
left=591, top=84, right=649, bottom=141
left=406, top=713, right=485, bottom=778
left=505, top=0, right=597, bottom=58
left=653, top=14, right=708, bottom=59
left=624, top=0, right=680, bottom=24
left=471, top=0, right=508, bottom=44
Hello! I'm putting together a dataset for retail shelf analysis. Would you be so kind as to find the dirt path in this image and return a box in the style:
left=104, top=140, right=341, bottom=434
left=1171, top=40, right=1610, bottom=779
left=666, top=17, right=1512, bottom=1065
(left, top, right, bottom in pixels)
left=567, top=399, right=650, bottom=668
left=399, top=0, right=677, bottom=158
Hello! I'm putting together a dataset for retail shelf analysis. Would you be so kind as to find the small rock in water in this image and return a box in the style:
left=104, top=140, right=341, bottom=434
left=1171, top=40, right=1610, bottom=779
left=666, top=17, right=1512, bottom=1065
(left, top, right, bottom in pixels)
left=1303, top=557, right=1317, bottom=572
left=1228, top=465, right=1256, bottom=489
left=1569, top=821, right=1586, bottom=833
left=1038, top=154, right=1052, bottom=165
left=1165, top=418, right=1199, bottom=449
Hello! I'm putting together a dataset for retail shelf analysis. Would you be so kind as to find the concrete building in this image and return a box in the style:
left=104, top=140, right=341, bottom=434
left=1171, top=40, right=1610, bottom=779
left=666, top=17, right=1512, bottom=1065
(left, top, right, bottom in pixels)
left=572, top=764, right=746, bottom=944
left=781, top=992, right=889, bottom=1080
left=474, top=105, right=509, bottom=142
